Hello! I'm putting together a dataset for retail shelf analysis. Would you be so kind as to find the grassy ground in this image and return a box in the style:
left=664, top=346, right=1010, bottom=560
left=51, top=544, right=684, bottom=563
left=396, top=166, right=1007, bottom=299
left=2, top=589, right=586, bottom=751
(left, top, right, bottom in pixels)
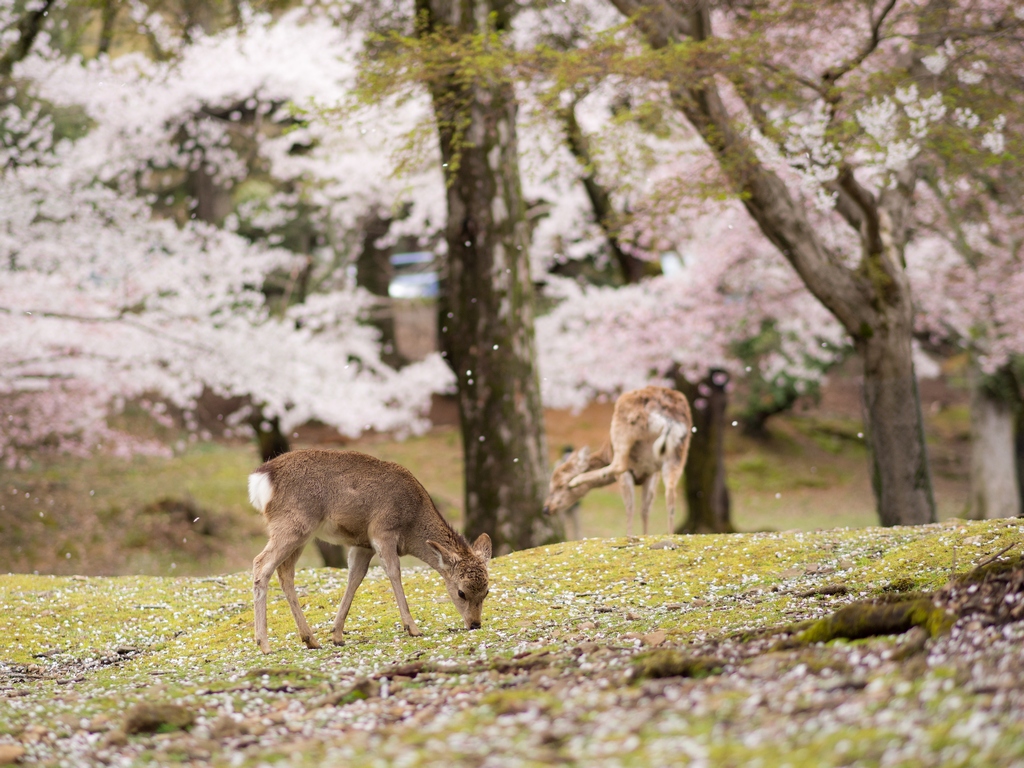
left=5, top=378, right=1022, bottom=768
left=1, top=520, right=1022, bottom=766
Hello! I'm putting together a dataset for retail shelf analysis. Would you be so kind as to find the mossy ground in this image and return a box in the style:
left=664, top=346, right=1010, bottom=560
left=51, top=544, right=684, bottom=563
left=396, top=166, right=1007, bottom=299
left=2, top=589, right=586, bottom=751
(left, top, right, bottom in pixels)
left=3, top=518, right=1023, bottom=766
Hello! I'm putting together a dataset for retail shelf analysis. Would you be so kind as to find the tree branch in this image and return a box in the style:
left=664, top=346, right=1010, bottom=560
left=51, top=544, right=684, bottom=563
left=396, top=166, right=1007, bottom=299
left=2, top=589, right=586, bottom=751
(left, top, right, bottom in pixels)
left=611, top=0, right=693, bottom=48
left=606, top=0, right=871, bottom=333
left=837, top=165, right=882, bottom=255
left=822, top=0, right=899, bottom=85
left=556, top=98, right=648, bottom=284
left=0, top=0, right=57, bottom=78
left=0, top=306, right=218, bottom=354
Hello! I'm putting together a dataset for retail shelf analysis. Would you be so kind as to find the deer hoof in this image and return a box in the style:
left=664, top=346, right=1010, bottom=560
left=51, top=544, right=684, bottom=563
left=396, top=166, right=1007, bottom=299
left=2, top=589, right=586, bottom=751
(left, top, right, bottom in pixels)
left=332, top=634, right=345, bottom=647
left=303, top=636, right=321, bottom=650
left=405, top=624, right=422, bottom=637
left=258, top=640, right=271, bottom=655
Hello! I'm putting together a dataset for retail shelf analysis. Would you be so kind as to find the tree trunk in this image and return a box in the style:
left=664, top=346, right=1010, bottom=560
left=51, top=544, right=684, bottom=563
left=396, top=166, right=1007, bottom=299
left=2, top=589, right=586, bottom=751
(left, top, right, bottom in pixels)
left=676, top=371, right=733, bottom=533
left=0, top=0, right=56, bottom=77
left=969, top=363, right=1022, bottom=520
left=417, top=0, right=559, bottom=553
left=858, top=319, right=936, bottom=527
left=189, top=165, right=232, bottom=227
left=315, top=539, right=347, bottom=569
left=97, top=0, right=119, bottom=56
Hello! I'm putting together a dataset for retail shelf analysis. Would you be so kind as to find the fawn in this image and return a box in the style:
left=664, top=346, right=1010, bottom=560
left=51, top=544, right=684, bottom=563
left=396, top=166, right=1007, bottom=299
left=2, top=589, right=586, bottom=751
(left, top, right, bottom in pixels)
left=248, top=449, right=491, bottom=654
left=543, top=386, right=692, bottom=536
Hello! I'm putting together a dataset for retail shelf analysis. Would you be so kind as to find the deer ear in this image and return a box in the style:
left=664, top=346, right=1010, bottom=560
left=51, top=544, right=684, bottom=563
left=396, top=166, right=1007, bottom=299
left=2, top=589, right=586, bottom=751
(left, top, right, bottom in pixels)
left=471, top=533, right=492, bottom=563
left=426, top=540, right=458, bottom=571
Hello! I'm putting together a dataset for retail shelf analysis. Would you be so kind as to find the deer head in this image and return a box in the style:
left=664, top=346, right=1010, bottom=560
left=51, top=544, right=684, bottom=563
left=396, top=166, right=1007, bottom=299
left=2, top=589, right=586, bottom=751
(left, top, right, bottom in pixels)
left=542, top=446, right=594, bottom=516
left=426, top=533, right=492, bottom=629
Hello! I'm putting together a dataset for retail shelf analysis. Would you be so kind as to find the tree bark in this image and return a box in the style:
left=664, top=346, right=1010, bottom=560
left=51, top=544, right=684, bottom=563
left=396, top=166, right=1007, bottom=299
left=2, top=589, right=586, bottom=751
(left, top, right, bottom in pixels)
left=969, top=363, right=1022, bottom=520
left=611, top=0, right=936, bottom=526
left=97, top=0, right=120, bottom=56
left=857, top=310, right=936, bottom=527
left=1017, top=408, right=1024, bottom=518
left=675, top=371, right=733, bottom=533
left=189, top=165, right=232, bottom=226
left=417, top=0, right=559, bottom=553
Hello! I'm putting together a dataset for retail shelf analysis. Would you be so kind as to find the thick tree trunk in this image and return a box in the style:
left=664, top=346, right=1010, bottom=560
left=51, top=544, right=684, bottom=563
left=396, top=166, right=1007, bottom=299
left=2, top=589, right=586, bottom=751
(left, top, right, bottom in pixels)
left=969, top=363, right=1022, bottom=520
left=249, top=413, right=289, bottom=463
left=676, top=372, right=733, bottom=533
left=858, top=322, right=936, bottom=526
left=610, top=0, right=936, bottom=526
left=418, top=0, right=559, bottom=553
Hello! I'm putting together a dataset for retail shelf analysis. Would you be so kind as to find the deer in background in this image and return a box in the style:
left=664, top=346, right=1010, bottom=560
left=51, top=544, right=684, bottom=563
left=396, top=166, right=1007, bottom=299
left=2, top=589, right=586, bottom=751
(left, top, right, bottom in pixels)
left=248, top=449, right=491, bottom=654
left=543, top=386, right=692, bottom=536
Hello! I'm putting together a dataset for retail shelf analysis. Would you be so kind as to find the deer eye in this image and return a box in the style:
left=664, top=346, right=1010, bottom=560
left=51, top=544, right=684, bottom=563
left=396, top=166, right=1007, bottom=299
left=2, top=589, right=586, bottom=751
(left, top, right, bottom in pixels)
left=458, top=590, right=466, bottom=600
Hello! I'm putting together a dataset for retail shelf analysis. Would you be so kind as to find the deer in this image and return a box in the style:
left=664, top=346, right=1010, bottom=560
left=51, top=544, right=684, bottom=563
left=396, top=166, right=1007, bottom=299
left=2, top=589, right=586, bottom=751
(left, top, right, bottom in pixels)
left=542, top=386, right=692, bottom=537
left=248, top=449, right=491, bottom=654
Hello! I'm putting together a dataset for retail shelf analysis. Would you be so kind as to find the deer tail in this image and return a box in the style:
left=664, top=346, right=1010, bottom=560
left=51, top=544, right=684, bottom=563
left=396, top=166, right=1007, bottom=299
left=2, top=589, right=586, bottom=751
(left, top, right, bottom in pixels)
left=248, top=470, right=274, bottom=514
left=653, top=420, right=687, bottom=462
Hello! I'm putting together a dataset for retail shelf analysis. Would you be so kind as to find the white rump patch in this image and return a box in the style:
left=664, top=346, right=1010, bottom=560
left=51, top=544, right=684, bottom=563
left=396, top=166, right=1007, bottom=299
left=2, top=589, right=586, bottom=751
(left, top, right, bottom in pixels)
left=248, top=472, right=273, bottom=513
left=652, top=416, right=687, bottom=462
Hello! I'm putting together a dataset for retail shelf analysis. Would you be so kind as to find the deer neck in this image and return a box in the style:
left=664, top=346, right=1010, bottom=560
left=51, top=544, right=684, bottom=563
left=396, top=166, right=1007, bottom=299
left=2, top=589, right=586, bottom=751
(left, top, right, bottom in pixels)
left=406, top=510, right=469, bottom=574
left=591, top=442, right=614, bottom=469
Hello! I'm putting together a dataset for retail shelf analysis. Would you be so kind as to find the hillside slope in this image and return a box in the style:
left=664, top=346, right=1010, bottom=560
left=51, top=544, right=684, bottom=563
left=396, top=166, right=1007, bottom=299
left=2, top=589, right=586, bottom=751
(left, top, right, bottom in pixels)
left=2, top=518, right=1023, bottom=766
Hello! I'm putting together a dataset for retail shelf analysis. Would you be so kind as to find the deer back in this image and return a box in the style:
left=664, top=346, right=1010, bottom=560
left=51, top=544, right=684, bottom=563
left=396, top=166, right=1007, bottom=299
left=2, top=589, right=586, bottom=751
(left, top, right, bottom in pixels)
left=250, top=449, right=439, bottom=547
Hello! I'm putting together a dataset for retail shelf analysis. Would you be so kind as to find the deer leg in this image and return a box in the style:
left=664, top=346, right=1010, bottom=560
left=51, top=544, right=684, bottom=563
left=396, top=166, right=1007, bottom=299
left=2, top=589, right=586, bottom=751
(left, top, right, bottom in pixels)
left=640, top=473, right=659, bottom=537
left=253, top=531, right=309, bottom=654
left=617, top=471, right=636, bottom=537
left=569, top=461, right=625, bottom=489
left=276, top=546, right=320, bottom=650
left=331, top=546, right=373, bottom=645
left=664, top=460, right=685, bottom=534
left=375, top=539, right=422, bottom=637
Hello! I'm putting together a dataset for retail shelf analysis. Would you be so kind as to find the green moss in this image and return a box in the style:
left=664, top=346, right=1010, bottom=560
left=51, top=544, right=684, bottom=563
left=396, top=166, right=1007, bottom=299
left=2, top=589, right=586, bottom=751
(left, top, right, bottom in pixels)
left=795, top=595, right=954, bottom=644
left=481, top=689, right=560, bottom=715
left=123, top=703, right=194, bottom=734
left=632, top=649, right=725, bottom=680
left=2, top=518, right=1023, bottom=767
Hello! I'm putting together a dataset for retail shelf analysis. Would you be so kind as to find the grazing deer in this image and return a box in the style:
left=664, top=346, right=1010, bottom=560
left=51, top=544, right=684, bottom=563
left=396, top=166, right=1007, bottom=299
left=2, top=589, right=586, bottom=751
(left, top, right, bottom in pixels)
left=248, top=449, right=491, bottom=654
left=543, top=386, right=692, bottom=536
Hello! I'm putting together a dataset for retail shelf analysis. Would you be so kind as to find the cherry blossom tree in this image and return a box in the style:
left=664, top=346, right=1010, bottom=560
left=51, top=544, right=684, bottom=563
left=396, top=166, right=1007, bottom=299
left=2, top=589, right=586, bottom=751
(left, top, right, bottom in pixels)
left=547, top=0, right=1023, bottom=527
left=1, top=7, right=454, bottom=469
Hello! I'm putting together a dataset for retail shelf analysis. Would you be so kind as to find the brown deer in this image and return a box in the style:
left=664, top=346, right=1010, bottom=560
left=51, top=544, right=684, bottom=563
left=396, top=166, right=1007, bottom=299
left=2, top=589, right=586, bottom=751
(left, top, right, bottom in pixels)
left=248, top=449, right=491, bottom=654
left=543, top=386, right=692, bottom=536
